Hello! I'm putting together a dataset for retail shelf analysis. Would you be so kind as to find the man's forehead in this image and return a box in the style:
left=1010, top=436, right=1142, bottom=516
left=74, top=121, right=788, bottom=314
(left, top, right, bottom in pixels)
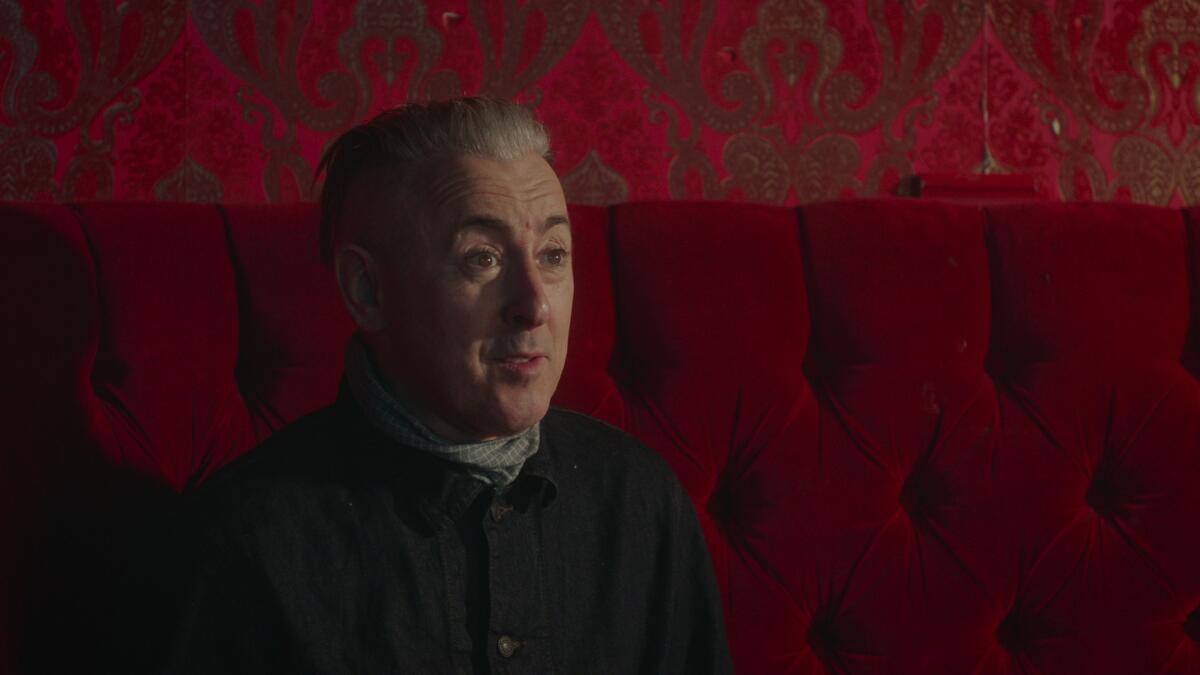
left=414, top=156, right=566, bottom=238
left=457, top=213, right=572, bottom=237
left=425, top=153, right=564, bottom=212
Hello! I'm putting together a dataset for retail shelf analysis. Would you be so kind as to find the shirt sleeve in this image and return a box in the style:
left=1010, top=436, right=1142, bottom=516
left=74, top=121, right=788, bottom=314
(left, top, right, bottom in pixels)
left=658, top=477, right=736, bottom=675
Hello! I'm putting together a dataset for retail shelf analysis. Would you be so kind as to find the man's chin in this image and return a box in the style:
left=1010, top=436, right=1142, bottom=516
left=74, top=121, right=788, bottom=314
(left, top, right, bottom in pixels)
left=481, top=398, right=550, bottom=438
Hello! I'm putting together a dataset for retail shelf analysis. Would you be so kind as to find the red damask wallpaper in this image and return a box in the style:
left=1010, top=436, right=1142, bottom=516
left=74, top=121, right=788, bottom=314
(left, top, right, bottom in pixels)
left=1, top=0, right=1198, bottom=207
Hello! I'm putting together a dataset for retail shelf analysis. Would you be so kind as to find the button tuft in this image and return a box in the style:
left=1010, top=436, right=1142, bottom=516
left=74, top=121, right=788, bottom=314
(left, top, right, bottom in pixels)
left=1185, top=607, right=1200, bottom=644
left=497, top=634, right=522, bottom=658
left=996, top=612, right=1027, bottom=653
left=899, top=466, right=951, bottom=523
left=707, top=488, right=734, bottom=523
left=1085, top=459, right=1133, bottom=521
left=806, top=619, right=840, bottom=665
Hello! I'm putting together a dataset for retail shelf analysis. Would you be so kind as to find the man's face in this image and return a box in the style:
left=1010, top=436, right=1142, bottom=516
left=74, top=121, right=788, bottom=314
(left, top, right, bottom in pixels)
left=369, top=152, right=573, bottom=441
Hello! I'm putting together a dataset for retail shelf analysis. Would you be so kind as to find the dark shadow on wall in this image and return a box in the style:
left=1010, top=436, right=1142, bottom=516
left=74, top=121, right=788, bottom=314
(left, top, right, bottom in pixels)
left=18, top=464, right=190, bottom=675
left=0, top=205, right=192, bottom=674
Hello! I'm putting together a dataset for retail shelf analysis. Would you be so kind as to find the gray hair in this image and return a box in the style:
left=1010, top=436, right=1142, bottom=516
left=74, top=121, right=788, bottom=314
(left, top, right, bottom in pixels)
left=316, top=97, right=552, bottom=265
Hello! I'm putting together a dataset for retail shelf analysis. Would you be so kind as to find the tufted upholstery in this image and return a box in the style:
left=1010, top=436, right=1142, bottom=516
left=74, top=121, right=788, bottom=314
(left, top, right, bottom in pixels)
left=2, top=200, right=1198, bottom=674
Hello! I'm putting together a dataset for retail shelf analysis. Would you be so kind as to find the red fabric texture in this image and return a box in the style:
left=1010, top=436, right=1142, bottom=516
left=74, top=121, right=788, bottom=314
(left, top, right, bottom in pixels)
left=223, top=203, right=355, bottom=445
left=2, top=199, right=1199, bottom=674
left=3, top=1, right=1200, bottom=207
left=982, top=203, right=1200, bottom=673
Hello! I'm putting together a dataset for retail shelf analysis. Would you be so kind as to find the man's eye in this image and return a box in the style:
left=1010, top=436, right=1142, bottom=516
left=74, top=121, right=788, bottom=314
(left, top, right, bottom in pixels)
left=542, top=248, right=569, bottom=267
left=466, top=250, right=500, bottom=269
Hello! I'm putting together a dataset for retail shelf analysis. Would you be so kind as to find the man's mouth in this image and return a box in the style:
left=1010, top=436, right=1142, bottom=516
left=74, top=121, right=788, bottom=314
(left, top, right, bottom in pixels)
left=494, top=351, right=545, bottom=362
left=491, top=353, right=548, bottom=375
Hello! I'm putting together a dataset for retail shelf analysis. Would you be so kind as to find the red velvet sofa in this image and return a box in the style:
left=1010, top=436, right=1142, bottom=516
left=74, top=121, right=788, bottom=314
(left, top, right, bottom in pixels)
left=2, top=200, right=1199, bottom=674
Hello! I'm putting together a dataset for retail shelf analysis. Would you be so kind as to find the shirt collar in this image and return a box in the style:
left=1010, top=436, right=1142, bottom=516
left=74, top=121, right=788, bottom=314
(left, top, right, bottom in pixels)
left=334, top=380, right=558, bottom=531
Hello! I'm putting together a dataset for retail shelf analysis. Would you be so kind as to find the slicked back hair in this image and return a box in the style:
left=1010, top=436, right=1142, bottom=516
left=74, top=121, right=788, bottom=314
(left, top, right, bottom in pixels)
left=315, top=97, right=552, bottom=266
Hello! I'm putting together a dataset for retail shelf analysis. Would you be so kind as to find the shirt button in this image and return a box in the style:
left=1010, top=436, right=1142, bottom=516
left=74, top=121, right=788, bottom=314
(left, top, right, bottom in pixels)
left=497, top=635, right=522, bottom=658
left=490, top=501, right=514, bottom=522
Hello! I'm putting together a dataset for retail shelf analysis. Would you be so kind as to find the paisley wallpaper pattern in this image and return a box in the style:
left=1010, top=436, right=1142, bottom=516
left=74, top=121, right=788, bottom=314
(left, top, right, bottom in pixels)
left=1, top=0, right=1198, bottom=207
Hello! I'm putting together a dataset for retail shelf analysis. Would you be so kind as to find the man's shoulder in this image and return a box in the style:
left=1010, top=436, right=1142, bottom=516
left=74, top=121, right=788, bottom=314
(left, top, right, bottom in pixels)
left=226, top=403, right=344, bottom=471
left=541, top=406, right=631, bottom=445
left=188, top=403, right=350, bottom=511
left=541, top=407, right=680, bottom=490
left=541, top=407, right=646, bottom=459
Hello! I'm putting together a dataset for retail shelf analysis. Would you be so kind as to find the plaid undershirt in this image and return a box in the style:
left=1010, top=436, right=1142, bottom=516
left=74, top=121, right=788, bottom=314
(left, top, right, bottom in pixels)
left=343, top=336, right=540, bottom=488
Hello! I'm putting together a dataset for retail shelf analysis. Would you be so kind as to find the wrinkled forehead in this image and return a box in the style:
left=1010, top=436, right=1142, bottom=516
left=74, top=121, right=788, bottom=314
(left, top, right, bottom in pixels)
left=417, top=153, right=566, bottom=228
left=356, top=152, right=566, bottom=259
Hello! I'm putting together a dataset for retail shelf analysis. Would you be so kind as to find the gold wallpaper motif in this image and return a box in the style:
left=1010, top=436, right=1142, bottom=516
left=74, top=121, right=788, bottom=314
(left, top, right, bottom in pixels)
left=339, top=0, right=448, bottom=115
left=154, top=155, right=223, bottom=202
left=0, top=1, right=1198, bottom=206
left=598, top=0, right=985, bottom=203
left=0, top=0, right=183, bottom=199
left=992, top=0, right=1200, bottom=203
left=471, top=0, right=591, bottom=100
left=560, top=150, right=630, bottom=206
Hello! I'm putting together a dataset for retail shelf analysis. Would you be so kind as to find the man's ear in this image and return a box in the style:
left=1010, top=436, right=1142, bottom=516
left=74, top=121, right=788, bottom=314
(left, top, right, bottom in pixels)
left=335, top=244, right=387, bottom=332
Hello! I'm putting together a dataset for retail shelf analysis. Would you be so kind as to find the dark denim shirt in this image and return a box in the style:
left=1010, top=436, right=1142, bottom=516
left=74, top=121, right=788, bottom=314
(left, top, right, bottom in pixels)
left=164, top=386, right=733, bottom=674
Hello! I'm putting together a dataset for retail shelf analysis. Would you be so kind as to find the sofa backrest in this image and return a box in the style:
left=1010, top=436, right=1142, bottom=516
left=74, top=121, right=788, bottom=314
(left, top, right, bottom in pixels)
left=2, top=200, right=1198, bottom=674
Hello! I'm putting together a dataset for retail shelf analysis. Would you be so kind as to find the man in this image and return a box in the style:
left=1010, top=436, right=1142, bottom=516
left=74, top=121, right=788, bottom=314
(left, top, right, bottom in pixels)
left=166, top=97, right=732, bottom=673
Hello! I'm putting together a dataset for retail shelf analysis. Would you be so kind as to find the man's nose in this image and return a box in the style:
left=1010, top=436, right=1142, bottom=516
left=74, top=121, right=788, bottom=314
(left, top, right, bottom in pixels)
left=502, top=255, right=550, bottom=328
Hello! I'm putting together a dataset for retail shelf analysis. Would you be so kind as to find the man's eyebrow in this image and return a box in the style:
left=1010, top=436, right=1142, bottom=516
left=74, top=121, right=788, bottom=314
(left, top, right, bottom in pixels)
left=458, top=214, right=571, bottom=234
left=544, top=214, right=571, bottom=232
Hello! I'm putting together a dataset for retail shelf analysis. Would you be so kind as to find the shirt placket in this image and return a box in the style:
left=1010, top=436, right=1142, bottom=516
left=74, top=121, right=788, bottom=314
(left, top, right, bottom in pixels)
left=420, top=476, right=486, bottom=674
left=432, top=521, right=476, bottom=673
left=484, top=493, right=555, bottom=674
